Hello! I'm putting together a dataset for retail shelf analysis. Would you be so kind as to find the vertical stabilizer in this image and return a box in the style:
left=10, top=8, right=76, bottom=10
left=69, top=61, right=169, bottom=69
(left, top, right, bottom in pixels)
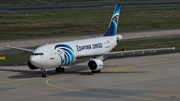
left=103, top=3, right=121, bottom=36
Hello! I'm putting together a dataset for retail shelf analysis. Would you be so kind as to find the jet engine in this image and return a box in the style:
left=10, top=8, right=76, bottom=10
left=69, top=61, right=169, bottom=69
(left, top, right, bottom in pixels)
left=28, top=61, right=39, bottom=70
left=88, top=59, right=103, bottom=71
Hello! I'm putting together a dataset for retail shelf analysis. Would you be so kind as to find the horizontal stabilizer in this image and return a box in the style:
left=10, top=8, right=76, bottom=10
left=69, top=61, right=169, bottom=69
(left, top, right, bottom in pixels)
left=119, top=35, right=150, bottom=41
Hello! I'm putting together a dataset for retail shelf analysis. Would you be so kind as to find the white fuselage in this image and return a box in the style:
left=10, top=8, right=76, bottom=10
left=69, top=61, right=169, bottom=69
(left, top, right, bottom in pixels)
left=30, top=36, right=119, bottom=69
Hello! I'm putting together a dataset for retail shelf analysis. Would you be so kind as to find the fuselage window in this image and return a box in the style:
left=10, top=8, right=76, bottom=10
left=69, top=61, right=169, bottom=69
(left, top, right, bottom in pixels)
left=39, top=53, right=44, bottom=55
left=31, top=53, right=44, bottom=56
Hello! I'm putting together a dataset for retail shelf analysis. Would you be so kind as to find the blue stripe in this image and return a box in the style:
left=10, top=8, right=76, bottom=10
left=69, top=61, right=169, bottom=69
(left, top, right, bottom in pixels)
left=54, top=44, right=75, bottom=66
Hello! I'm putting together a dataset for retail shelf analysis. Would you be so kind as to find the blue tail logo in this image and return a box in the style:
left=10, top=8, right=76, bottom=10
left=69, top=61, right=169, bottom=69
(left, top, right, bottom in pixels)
left=104, top=3, right=121, bottom=36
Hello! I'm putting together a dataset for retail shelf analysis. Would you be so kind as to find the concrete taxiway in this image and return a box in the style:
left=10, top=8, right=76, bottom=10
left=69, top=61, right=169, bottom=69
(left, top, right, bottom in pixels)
left=0, top=52, right=180, bottom=101
left=1, top=2, right=180, bottom=12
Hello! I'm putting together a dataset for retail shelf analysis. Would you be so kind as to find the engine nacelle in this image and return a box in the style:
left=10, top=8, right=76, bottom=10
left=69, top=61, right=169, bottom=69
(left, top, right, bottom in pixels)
left=28, top=61, right=39, bottom=70
left=88, top=59, right=103, bottom=71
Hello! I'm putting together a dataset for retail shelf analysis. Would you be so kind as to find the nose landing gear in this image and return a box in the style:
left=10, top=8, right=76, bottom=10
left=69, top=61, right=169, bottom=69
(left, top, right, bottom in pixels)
left=41, top=68, right=47, bottom=78
left=40, top=67, right=65, bottom=78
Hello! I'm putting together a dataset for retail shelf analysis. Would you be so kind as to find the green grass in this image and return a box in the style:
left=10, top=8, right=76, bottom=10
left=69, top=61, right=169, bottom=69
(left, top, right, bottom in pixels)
left=0, top=52, right=31, bottom=65
left=0, top=4, right=180, bottom=40
left=0, top=37, right=179, bottom=65
left=113, top=37, right=180, bottom=51
left=0, top=0, right=35, bottom=7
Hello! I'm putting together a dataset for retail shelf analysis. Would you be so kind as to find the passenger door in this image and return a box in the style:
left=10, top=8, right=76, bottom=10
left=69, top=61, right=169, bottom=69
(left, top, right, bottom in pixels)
left=47, top=48, right=54, bottom=60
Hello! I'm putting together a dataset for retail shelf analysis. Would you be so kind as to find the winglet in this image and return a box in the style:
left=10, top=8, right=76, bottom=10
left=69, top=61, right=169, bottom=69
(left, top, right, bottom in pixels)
left=104, top=3, right=121, bottom=36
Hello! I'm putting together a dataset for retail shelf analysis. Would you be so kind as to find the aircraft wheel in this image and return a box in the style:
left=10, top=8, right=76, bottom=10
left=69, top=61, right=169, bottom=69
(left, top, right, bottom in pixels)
left=61, top=67, right=65, bottom=72
left=55, top=67, right=65, bottom=73
left=55, top=68, right=59, bottom=72
left=42, top=73, right=47, bottom=78
left=42, top=68, right=47, bottom=78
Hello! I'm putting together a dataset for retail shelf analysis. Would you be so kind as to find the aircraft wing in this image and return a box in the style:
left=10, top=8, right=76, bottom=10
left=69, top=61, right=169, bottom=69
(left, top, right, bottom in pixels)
left=6, top=45, right=34, bottom=52
left=107, top=47, right=175, bottom=55
left=77, top=47, right=175, bottom=58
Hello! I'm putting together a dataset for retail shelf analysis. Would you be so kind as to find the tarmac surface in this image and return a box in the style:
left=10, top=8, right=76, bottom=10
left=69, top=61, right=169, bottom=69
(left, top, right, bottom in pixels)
left=0, top=52, right=180, bottom=101
left=0, top=29, right=180, bottom=101
left=0, top=2, right=180, bottom=12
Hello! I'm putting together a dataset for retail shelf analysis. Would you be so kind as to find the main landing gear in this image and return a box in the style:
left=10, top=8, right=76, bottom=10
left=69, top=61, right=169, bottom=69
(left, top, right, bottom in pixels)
left=55, top=67, right=65, bottom=73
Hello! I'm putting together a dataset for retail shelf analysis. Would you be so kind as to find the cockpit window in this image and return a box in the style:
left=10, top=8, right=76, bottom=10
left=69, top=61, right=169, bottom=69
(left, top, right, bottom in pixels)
left=31, top=52, right=44, bottom=56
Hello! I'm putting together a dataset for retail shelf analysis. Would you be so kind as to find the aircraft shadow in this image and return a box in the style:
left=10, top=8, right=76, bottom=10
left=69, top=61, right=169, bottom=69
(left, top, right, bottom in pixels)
left=0, top=65, right=147, bottom=79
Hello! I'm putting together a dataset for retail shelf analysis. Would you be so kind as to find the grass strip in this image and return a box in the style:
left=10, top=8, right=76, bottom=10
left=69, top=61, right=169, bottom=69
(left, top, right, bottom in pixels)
left=113, top=37, right=180, bottom=51
left=0, top=52, right=31, bottom=65
left=0, top=4, right=180, bottom=40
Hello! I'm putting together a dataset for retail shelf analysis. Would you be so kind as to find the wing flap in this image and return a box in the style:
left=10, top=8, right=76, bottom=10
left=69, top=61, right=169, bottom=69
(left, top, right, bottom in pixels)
left=76, top=47, right=175, bottom=58
left=108, top=47, right=175, bottom=55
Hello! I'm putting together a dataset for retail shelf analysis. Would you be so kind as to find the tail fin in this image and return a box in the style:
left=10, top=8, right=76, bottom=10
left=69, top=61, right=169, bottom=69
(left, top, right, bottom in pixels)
left=103, top=3, right=121, bottom=36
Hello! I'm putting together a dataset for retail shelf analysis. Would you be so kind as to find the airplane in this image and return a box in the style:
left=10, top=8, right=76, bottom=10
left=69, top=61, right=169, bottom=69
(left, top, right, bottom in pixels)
left=6, top=3, right=175, bottom=78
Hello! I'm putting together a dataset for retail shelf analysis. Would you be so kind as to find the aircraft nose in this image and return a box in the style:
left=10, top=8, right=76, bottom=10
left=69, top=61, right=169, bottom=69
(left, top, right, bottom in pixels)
left=30, top=56, right=43, bottom=68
